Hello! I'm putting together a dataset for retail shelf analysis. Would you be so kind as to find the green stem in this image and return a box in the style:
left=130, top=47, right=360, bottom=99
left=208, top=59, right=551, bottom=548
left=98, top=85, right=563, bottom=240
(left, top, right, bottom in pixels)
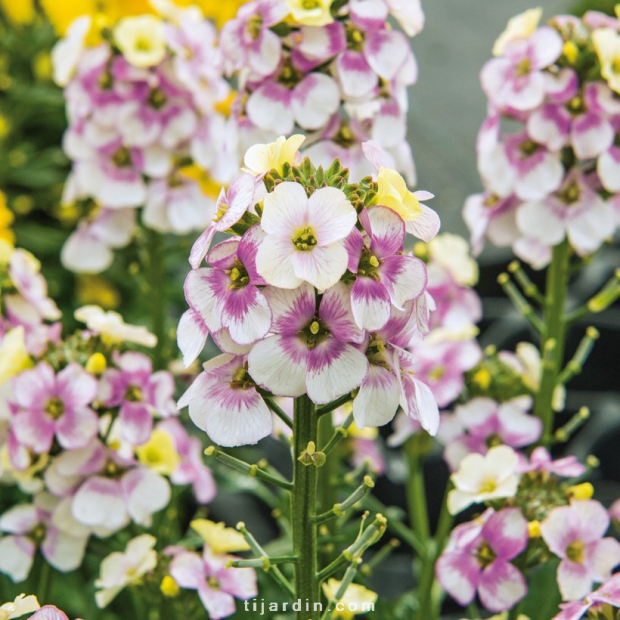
left=37, top=560, right=52, bottom=605
left=534, top=239, right=571, bottom=443
left=405, top=440, right=430, bottom=542
left=145, top=228, right=167, bottom=370
left=292, top=395, right=319, bottom=619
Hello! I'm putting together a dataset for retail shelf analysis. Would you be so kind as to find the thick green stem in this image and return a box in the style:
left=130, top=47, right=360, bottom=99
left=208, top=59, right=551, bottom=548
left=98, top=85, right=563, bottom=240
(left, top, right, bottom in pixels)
left=292, top=395, right=319, bottom=619
left=405, top=440, right=430, bottom=542
left=534, top=239, right=571, bottom=443
left=145, top=228, right=167, bottom=370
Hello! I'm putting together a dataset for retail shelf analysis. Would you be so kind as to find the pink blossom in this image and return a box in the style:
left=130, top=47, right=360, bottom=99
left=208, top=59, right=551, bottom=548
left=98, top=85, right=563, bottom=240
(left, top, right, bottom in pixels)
left=481, top=27, right=563, bottom=111
left=554, top=572, right=620, bottom=620
left=436, top=508, right=529, bottom=612
left=169, top=547, right=257, bottom=619
left=248, top=282, right=369, bottom=406
left=442, top=397, right=541, bottom=471
left=516, top=168, right=616, bottom=257
left=540, top=500, right=620, bottom=601
left=346, top=206, right=427, bottom=330
left=10, top=362, right=98, bottom=454
left=183, top=225, right=272, bottom=351
left=99, top=352, right=176, bottom=446
left=178, top=354, right=273, bottom=447
left=518, top=446, right=586, bottom=478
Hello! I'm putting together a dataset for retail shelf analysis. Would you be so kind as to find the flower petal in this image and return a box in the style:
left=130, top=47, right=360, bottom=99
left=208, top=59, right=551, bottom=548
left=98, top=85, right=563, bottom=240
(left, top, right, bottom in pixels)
left=478, top=560, right=527, bottom=612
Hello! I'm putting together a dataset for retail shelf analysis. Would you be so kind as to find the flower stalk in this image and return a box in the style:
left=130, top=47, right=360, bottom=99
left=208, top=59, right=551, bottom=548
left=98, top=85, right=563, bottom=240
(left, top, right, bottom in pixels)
left=534, top=239, right=571, bottom=443
left=292, top=395, right=320, bottom=618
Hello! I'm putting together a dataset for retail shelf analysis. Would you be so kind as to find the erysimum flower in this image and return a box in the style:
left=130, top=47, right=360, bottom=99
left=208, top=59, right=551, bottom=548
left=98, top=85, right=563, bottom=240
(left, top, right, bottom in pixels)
left=554, top=573, right=620, bottom=620
left=493, top=7, right=542, bottom=56
left=0, top=594, right=40, bottom=619
left=540, top=500, right=620, bottom=601
left=286, top=0, right=333, bottom=27
left=593, top=27, right=620, bottom=94
left=248, top=282, right=368, bottom=405
left=178, top=354, right=273, bottom=447
left=255, top=182, right=357, bottom=290
left=243, top=135, right=305, bottom=176
left=168, top=546, right=257, bottom=619
left=346, top=206, right=427, bottom=330
left=447, top=445, right=520, bottom=515
left=98, top=351, right=176, bottom=445
left=114, top=16, right=166, bottom=68
left=322, top=580, right=377, bottom=618
left=74, top=306, right=157, bottom=347
left=95, top=534, right=158, bottom=608
left=190, top=519, right=250, bottom=554
left=436, top=508, right=529, bottom=612
left=10, top=362, right=98, bottom=454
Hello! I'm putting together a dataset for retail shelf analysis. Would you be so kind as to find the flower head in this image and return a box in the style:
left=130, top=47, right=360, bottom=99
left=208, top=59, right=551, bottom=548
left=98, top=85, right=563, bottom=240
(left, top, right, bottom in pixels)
left=322, top=580, right=377, bottom=618
left=0, top=594, right=40, bottom=619
left=95, top=534, right=158, bottom=608
left=493, top=7, right=543, bottom=56
left=190, top=519, right=249, bottom=554
left=114, top=16, right=167, bottom=68
left=75, top=306, right=157, bottom=348
left=286, top=0, right=334, bottom=27
left=448, top=445, right=520, bottom=515
left=593, top=28, right=620, bottom=94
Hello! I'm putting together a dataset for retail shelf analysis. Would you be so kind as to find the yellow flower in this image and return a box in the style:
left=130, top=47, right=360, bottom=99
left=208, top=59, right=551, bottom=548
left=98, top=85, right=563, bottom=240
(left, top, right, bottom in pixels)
left=136, top=429, right=181, bottom=475
left=190, top=519, right=250, bottom=554
left=286, top=0, right=333, bottom=27
left=0, top=327, right=33, bottom=385
left=567, top=482, right=594, bottom=501
left=244, top=134, right=306, bottom=176
left=40, top=0, right=153, bottom=37
left=0, top=239, right=13, bottom=265
left=114, top=15, right=167, bottom=68
left=0, top=594, right=40, bottom=619
left=76, top=274, right=120, bottom=309
left=33, top=52, right=53, bottom=82
left=177, top=0, right=248, bottom=27
left=593, top=28, right=620, bottom=94
left=427, top=234, right=479, bottom=287
left=85, top=352, right=107, bottom=375
left=375, top=167, right=422, bottom=222
left=0, top=192, right=14, bottom=246
left=493, top=7, right=542, bottom=56
left=0, top=0, right=36, bottom=25
left=178, top=165, right=222, bottom=200
left=322, top=580, right=377, bottom=619
left=160, top=575, right=180, bottom=597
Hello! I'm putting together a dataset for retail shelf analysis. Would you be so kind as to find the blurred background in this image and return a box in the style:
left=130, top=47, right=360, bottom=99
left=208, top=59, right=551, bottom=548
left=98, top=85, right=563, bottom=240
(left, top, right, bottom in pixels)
left=0, top=0, right=618, bottom=617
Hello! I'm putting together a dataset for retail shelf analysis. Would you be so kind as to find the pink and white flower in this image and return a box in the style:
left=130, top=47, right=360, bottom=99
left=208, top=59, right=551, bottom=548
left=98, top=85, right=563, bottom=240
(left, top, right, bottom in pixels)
left=255, top=182, right=357, bottom=290
left=441, top=397, right=541, bottom=471
left=168, top=546, right=257, bottom=619
left=184, top=225, right=272, bottom=349
left=481, top=26, right=563, bottom=111
left=346, top=206, right=427, bottom=330
left=98, top=351, right=176, bottom=446
left=518, top=446, right=586, bottom=478
left=178, top=354, right=273, bottom=447
left=540, top=500, right=620, bottom=601
left=248, top=282, right=368, bottom=405
left=436, top=508, right=528, bottom=612
left=554, top=573, right=620, bottom=620
left=10, top=362, right=98, bottom=454
left=516, top=168, right=616, bottom=257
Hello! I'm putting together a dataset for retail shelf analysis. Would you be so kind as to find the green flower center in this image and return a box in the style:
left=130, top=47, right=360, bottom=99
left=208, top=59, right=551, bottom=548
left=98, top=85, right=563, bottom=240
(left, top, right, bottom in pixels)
left=566, top=540, right=585, bottom=563
left=293, top=226, right=318, bottom=251
left=357, top=248, right=382, bottom=281
left=45, top=397, right=65, bottom=420
left=515, top=58, right=532, bottom=77
left=125, top=384, right=143, bottom=402
left=227, top=260, right=250, bottom=289
left=247, top=14, right=263, bottom=40
left=148, top=87, right=167, bottom=110
left=112, top=147, right=132, bottom=168
left=476, top=542, right=496, bottom=568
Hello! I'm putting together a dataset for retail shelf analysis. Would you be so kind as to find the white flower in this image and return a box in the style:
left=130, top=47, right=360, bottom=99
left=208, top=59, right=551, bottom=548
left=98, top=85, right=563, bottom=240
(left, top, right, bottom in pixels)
left=593, top=28, right=620, bottom=94
left=114, top=15, right=167, bottom=68
left=0, top=594, right=40, bottom=619
left=285, top=0, right=334, bottom=27
left=52, top=16, right=91, bottom=87
left=427, top=234, right=478, bottom=287
left=74, top=305, right=157, bottom=348
left=493, top=7, right=542, bottom=56
left=447, top=445, right=520, bottom=515
left=95, top=534, right=158, bottom=608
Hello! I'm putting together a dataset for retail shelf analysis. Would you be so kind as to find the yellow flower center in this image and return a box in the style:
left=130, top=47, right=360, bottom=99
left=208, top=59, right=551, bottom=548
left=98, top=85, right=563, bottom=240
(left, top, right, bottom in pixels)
left=476, top=542, right=496, bottom=568
left=566, top=541, right=585, bottom=563
left=293, top=226, right=318, bottom=251
left=428, top=366, right=445, bottom=381
left=45, top=397, right=65, bottom=420
left=479, top=478, right=498, bottom=494
left=112, top=147, right=132, bottom=168
left=515, top=58, right=532, bottom=77
left=207, top=576, right=221, bottom=590
left=247, top=14, right=263, bottom=40
left=302, top=0, right=320, bottom=8
left=124, top=384, right=143, bottom=402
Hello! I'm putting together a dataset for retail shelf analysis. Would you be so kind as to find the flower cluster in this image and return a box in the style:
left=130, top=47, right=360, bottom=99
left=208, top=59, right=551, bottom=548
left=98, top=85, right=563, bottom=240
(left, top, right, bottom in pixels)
left=52, top=2, right=232, bottom=273
left=387, top=234, right=482, bottom=447
left=220, top=0, right=424, bottom=184
left=0, top=264, right=216, bottom=583
left=436, top=440, right=620, bottom=613
left=465, top=7, right=620, bottom=268
left=178, top=135, right=441, bottom=447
